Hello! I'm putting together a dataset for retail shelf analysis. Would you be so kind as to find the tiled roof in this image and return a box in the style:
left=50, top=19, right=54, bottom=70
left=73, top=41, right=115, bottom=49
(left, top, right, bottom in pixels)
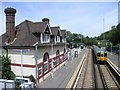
left=2, top=19, right=66, bottom=47
left=51, top=26, right=62, bottom=36
left=28, top=21, right=48, bottom=33
left=2, top=20, right=39, bottom=46
left=61, top=30, right=66, bottom=38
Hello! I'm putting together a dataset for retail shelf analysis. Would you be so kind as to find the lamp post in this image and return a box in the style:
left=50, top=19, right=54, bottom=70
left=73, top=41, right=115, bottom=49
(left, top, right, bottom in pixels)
left=64, top=37, right=66, bottom=53
left=20, top=49, right=23, bottom=78
left=118, top=44, right=120, bottom=69
left=33, top=42, right=38, bottom=87
left=51, top=43, right=54, bottom=78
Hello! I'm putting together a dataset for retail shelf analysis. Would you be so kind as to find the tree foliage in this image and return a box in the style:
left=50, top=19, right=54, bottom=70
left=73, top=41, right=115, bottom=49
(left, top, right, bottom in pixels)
left=82, top=36, right=97, bottom=46
left=66, top=31, right=97, bottom=46
left=96, top=23, right=120, bottom=45
left=0, top=54, right=16, bottom=80
left=66, top=31, right=84, bottom=43
left=110, top=24, right=120, bottom=45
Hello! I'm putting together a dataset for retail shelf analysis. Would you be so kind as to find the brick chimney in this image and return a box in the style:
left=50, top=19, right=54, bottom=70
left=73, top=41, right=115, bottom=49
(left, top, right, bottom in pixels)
left=42, top=18, right=49, bottom=23
left=4, top=7, right=16, bottom=43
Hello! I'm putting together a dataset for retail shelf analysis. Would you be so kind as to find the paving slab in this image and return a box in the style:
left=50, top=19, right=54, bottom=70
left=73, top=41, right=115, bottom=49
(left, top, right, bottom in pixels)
left=38, top=48, right=86, bottom=88
left=107, top=52, right=120, bottom=70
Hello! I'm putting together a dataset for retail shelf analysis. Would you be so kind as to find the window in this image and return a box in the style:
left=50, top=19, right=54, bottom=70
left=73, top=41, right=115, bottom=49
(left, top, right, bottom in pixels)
left=43, top=52, right=49, bottom=72
left=97, top=53, right=100, bottom=57
left=56, top=30, right=61, bottom=43
left=56, top=50, right=60, bottom=56
left=38, top=64, right=42, bottom=76
left=43, top=52, right=49, bottom=62
left=56, top=36, right=60, bottom=42
left=49, top=60, right=52, bottom=69
left=42, top=33, right=50, bottom=43
left=44, top=62, right=48, bottom=73
left=101, top=54, right=103, bottom=57
left=42, top=26, right=51, bottom=43
left=56, top=50, right=60, bottom=64
left=104, top=53, right=107, bottom=57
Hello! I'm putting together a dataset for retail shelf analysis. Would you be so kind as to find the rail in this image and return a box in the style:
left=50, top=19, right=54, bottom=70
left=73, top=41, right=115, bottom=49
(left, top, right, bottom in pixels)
left=107, top=58, right=120, bottom=77
left=97, top=63, right=120, bottom=89
left=97, top=65, right=108, bottom=90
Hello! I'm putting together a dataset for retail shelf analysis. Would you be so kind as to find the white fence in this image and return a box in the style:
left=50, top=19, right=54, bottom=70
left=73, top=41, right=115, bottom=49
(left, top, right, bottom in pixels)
left=0, top=79, right=34, bottom=90
left=0, top=79, right=15, bottom=89
left=20, top=82, right=34, bottom=90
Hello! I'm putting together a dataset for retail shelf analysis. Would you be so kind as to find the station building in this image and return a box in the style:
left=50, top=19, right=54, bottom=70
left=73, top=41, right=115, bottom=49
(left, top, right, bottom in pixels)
left=1, top=7, right=67, bottom=82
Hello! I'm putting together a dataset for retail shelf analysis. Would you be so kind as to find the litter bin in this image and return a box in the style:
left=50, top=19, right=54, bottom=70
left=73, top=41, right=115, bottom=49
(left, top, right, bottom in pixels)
left=74, top=51, right=78, bottom=57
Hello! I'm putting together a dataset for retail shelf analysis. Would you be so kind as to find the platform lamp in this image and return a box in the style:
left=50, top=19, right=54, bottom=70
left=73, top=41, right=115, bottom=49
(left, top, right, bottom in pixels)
left=20, top=49, right=23, bottom=78
left=33, top=42, right=38, bottom=87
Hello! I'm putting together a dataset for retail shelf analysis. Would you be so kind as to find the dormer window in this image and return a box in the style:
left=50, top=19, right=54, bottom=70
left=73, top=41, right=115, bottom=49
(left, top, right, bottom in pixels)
left=56, top=30, right=61, bottom=43
left=42, top=26, right=51, bottom=43
left=56, top=36, right=60, bottom=42
left=42, top=33, right=50, bottom=43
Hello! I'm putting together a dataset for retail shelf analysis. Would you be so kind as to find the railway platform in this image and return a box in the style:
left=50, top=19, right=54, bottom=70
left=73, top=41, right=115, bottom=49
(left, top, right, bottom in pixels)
left=38, top=48, right=86, bottom=88
left=107, top=51, right=120, bottom=70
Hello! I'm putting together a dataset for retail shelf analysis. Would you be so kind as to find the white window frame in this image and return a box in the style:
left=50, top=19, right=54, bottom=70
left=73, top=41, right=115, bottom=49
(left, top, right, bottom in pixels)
left=42, top=33, right=50, bottom=43
left=56, top=36, right=60, bottom=43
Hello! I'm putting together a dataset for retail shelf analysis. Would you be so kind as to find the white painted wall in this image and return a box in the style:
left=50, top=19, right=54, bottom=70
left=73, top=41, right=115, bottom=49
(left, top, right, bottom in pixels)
left=11, top=66, right=35, bottom=77
left=10, top=54, right=35, bottom=65
left=7, top=45, right=66, bottom=78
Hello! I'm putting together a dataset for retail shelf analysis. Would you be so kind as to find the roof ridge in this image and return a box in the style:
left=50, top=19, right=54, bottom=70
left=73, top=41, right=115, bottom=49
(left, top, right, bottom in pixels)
left=51, top=26, right=60, bottom=28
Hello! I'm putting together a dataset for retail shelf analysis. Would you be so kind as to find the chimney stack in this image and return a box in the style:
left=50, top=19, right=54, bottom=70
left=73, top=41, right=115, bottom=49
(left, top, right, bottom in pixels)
left=4, top=7, right=16, bottom=43
left=42, top=18, right=49, bottom=23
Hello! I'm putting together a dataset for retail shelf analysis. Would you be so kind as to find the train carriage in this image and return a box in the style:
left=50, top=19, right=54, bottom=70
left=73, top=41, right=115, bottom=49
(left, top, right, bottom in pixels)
left=93, top=45, right=107, bottom=62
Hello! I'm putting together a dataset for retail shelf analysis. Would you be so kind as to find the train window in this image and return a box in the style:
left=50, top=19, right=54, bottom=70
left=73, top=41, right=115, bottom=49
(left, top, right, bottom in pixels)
left=101, top=54, right=103, bottom=57
left=97, top=53, right=100, bottom=57
left=104, top=53, right=107, bottom=57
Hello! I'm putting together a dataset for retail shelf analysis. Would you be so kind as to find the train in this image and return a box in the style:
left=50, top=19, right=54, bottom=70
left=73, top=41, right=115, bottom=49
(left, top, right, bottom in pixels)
left=93, top=45, right=107, bottom=62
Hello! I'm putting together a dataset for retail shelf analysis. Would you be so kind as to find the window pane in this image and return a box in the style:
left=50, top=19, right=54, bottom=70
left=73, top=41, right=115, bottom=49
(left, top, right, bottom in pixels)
left=97, top=53, right=100, bottom=56
left=43, top=33, right=49, bottom=42
left=104, top=53, right=107, bottom=57
left=44, top=63, right=48, bottom=72
left=101, top=54, right=103, bottom=57
left=38, top=66, right=42, bottom=76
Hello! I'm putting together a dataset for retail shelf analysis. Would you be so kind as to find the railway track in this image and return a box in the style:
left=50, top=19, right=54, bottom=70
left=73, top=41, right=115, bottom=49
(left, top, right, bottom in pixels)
left=97, top=63, right=120, bottom=90
left=74, top=48, right=95, bottom=89
left=71, top=48, right=120, bottom=90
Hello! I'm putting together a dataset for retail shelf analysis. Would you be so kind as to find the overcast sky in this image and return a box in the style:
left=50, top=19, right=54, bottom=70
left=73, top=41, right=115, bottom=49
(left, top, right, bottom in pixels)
left=1, top=0, right=119, bottom=37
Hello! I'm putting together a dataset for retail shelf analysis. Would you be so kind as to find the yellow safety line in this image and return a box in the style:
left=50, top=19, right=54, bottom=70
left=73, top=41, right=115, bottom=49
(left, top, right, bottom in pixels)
left=66, top=50, right=87, bottom=89
left=107, top=58, right=120, bottom=72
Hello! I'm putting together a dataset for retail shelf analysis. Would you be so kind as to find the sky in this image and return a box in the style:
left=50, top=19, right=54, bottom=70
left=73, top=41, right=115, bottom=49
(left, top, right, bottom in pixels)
left=0, top=0, right=119, bottom=37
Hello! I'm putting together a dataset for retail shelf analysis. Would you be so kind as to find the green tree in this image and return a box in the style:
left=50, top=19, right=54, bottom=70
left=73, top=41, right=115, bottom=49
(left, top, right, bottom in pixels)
left=0, top=54, right=16, bottom=80
left=66, top=31, right=84, bottom=43
left=96, top=23, right=120, bottom=46
left=110, top=24, right=120, bottom=45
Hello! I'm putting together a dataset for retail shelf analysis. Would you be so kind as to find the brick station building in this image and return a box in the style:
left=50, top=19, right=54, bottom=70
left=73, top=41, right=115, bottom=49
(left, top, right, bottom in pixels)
left=1, top=7, right=67, bottom=82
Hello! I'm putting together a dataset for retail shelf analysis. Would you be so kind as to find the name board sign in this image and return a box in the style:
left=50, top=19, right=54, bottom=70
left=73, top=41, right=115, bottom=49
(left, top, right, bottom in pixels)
left=12, top=49, right=31, bottom=53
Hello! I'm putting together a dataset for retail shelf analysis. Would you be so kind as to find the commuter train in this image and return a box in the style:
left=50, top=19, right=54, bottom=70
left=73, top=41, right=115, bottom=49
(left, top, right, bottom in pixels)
left=93, top=45, right=107, bottom=62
